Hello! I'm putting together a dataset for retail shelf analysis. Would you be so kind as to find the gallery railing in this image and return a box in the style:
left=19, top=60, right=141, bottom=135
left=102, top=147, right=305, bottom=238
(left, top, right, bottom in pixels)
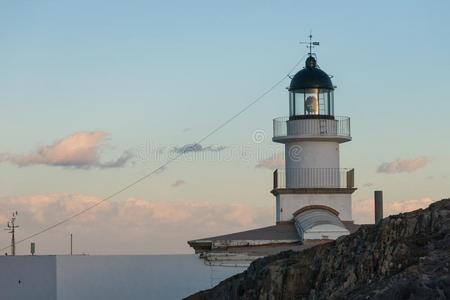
left=273, top=168, right=355, bottom=189
left=273, top=116, right=351, bottom=139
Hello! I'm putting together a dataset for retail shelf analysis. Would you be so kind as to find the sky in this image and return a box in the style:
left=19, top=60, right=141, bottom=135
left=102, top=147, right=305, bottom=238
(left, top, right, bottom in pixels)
left=0, top=0, right=449, bottom=255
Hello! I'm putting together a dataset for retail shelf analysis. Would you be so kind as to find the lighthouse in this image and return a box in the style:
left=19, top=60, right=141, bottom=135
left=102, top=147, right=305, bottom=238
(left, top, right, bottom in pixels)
left=188, top=40, right=358, bottom=262
left=271, top=40, right=356, bottom=240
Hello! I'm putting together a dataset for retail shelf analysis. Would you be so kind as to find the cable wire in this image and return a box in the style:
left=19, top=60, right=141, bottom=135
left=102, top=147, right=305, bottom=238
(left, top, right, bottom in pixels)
left=0, top=54, right=307, bottom=252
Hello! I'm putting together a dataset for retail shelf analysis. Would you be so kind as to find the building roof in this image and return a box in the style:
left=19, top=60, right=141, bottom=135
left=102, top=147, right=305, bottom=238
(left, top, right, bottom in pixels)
left=294, top=209, right=347, bottom=233
left=190, top=222, right=300, bottom=242
left=188, top=220, right=361, bottom=254
left=187, top=222, right=301, bottom=253
left=293, top=205, right=340, bottom=217
left=289, top=56, right=334, bottom=91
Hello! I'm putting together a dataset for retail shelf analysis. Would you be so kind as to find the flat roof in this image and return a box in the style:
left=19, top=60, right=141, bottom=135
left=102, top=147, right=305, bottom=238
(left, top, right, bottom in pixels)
left=189, top=222, right=300, bottom=243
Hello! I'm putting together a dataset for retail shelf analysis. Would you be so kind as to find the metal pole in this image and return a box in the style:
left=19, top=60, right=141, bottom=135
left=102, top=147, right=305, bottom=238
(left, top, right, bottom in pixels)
left=4, top=212, right=19, bottom=256
left=374, top=191, right=383, bottom=223
left=11, top=227, right=15, bottom=256
left=70, top=234, right=73, bottom=256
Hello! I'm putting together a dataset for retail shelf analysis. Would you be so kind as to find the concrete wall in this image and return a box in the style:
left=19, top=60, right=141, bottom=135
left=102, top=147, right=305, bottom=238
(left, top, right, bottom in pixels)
left=277, top=193, right=352, bottom=222
left=285, top=141, right=340, bottom=170
left=275, top=197, right=280, bottom=223
left=0, top=256, right=56, bottom=300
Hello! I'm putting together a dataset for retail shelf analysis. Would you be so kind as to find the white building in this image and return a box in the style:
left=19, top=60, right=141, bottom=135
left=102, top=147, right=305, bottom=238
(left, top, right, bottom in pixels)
left=189, top=48, right=358, bottom=256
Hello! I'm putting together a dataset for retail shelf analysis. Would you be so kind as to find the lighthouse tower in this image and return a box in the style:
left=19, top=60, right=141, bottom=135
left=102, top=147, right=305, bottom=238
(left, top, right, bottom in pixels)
left=188, top=41, right=358, bottom=259
left=271, top=43, right=356, bottom=241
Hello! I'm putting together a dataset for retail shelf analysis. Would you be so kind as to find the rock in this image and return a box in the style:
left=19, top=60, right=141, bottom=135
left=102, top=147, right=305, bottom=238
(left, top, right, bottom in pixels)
left=185, top=198, right=450, bottom=300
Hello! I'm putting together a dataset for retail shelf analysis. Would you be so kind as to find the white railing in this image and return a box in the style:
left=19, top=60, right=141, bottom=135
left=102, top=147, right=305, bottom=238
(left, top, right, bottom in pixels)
left=273, top=168, right=355, bottom=189
left=273, top=116, right=351, bottom=139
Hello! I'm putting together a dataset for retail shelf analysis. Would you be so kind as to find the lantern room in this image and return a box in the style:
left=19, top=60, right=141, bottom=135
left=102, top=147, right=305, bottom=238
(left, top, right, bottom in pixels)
left=288, top=56, right=334, bottom=119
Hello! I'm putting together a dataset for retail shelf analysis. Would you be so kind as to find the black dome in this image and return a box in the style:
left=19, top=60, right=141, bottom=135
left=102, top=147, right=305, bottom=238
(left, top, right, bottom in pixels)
left=289, top=56, right=334, bottom=91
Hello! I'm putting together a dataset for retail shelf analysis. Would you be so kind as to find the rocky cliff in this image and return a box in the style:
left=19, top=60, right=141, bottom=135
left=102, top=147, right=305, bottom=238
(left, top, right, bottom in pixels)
left=186, top=198, right=450, bottom=300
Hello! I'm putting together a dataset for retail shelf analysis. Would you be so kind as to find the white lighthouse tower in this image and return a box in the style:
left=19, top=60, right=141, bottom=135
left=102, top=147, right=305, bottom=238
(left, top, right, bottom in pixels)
left=271, top=41, right=356, bottom=241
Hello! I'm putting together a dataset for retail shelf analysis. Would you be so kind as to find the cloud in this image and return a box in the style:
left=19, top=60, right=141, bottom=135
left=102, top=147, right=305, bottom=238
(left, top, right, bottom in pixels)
left=0, top=193, right=273, bottom=254
left=171, top=180, right=186, bottom=187
left=114, top=198, right=263, bottom=228
left=353, top=196, right=435, bottom=224
left=172, top=143, right=227, bottom=154
left=0, top=194, right=112, bottom=225
left=0, top=131, right=133, bottom=169
left=255, top=152, right=284, bottom=170
left=377, top=156, right=428, bottom=174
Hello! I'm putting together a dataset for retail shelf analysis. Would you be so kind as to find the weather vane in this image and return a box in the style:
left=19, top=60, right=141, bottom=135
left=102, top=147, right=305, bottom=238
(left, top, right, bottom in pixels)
left=300, top=32, right=320, bottom=57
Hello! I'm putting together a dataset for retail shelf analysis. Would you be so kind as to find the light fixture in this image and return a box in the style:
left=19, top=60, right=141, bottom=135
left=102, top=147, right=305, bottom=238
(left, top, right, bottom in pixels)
left=305, top=95, right=318, bottom=114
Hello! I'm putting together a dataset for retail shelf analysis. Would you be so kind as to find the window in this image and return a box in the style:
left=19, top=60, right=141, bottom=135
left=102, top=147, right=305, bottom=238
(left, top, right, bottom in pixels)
left=289, top=89, right=334, bottom=118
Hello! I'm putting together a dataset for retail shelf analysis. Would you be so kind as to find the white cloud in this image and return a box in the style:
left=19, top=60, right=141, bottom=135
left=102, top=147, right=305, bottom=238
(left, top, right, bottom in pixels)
left=255, top=152, right=284, bottom=170
left=353, top=196, right=435, bottom=224
left=0, top=131, right=132, bottom=169
left=377, top=156, right=428, bottom=174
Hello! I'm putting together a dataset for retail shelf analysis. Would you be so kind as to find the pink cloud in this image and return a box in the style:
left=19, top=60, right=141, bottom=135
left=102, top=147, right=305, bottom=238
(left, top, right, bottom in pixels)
left=0, top=194, right=111, bottom=224
left=118, top=197, right=192, bottom=224
left=222, top=203, right=255, bottom=227
left=353, top=196, right=435, bottom=224
left=0, top=131, right=132, bottom=169
left=0, top=193, right=273, bottom=254
left=377, top=156, right=428, bottom=174
left=256, top=152, right=284, bottom=170
left=0, top=213, right=9, bottom=225
left=118, top=200, right=264, bottom=228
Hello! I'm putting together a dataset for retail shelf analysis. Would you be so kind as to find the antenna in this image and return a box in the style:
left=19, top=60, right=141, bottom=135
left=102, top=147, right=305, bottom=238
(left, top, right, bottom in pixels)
left=300, top=31, right=320, bottom=57
left=4, top=212, right=19, bottom=256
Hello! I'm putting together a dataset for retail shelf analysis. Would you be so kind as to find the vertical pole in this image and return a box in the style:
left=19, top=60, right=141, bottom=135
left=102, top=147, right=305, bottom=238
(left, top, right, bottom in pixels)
left=11, top=226, right=15, bottom=256
left=5, top=212, right=19, bottom=256
left=70, top=234, right=73, bottom=256
left=346, top=169, right=355, bottom=188
left=374, top=191, right=383, bottom=223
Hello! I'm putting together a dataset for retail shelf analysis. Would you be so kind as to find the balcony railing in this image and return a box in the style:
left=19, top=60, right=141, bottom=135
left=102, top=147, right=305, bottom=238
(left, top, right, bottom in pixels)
left=273, top=116, right=351, bottom=140
left=273, top=168, right=355, bottom=189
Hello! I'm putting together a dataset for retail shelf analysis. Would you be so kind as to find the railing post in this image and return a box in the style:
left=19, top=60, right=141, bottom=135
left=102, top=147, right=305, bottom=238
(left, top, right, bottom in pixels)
left=346, top=169, right=354, bottom=188
left=273, top=169, right=278, bottom=189
left=348, top=118, right=351, bottom=136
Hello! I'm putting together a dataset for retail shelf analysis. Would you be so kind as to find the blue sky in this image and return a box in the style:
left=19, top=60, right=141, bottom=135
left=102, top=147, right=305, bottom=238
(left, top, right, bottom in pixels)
left=0, top=0, right=449, bottom=254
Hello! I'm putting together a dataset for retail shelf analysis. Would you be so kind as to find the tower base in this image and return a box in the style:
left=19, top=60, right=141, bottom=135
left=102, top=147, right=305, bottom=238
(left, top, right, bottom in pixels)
left=272, top=188, right=356, bottom=223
